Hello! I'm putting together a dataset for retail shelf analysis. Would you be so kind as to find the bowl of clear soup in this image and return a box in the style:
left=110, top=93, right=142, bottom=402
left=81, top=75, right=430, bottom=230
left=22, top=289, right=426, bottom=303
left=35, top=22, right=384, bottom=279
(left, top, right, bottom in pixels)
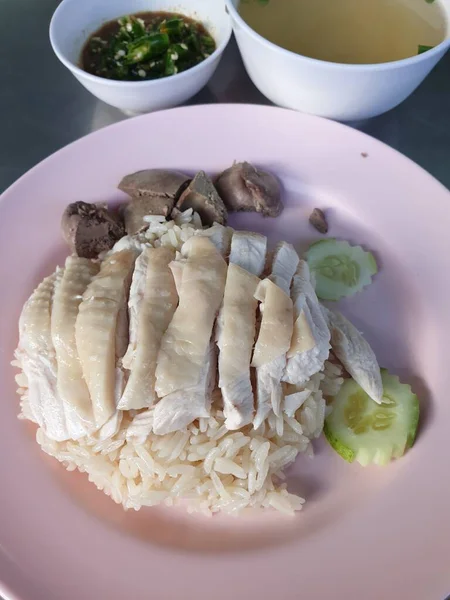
left=226, top=0, right=450, bottom=120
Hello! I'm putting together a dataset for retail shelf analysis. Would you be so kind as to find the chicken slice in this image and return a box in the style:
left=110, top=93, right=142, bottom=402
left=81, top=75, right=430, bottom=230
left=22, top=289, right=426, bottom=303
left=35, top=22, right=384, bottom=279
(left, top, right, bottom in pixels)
left=283, top=261, right=331, bottom=387
left=119, top=247, right=178, bottom=410
left=218, top=265, right=261, bottom=386
left=252, top=278, right=294, bottom=427
left=195, top=223, right=233, bottom=257
left=169, top=260, right=185, bottom=295
left=153, top=341, right=217, bottom=435
left=252, top=280, right=294, bottom=367
left=254, top=242, right=298, bottom=424
left=98, top=409, right=123, bottom=441
left=122, top=251, right=148, bottom=371
left=127, top=408, right=154, bottom=444
left=155, top=237, right=227, bottom=397
left=323, top=307, right=383, bottom=403
left=217, top=231, right=267, bottom=430
left=51, top=257, right=99, bottom=439
left=16, top=269, right=69, bottom=441
left=76, top=249, right=137, bottom=427
left=229, top=230, right=267, bottom=276
left=218, top=264, right=260, bottom=430
left=284, top=390, right=312, bottom=418
left=268, top=242, right=300, bottom=295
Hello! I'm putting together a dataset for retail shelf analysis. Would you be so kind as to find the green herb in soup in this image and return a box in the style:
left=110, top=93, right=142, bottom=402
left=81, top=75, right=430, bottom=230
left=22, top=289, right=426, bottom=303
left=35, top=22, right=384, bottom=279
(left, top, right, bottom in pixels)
left=418, top=44, right=434, bottom=53
left=238, top=0, right=447, bottom=65
left=81, top=12, right=216, bottom=81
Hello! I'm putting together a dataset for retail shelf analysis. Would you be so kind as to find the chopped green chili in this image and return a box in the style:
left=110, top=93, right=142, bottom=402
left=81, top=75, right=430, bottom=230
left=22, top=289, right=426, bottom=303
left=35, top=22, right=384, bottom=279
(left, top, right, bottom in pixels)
left=125, top=33, right=170, bottom=64
left=418, top=44, right=434, bottom=54
left=81, top=12, right=216, bottom=81
left=160, top=18, right=185, bottom=36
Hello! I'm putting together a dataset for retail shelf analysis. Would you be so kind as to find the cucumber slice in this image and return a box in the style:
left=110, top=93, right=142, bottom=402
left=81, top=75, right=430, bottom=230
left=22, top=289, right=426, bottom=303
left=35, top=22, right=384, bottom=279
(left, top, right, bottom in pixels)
left=324, top=371, right=419, bottom=466
left=305, top=239, right=377, bottom=301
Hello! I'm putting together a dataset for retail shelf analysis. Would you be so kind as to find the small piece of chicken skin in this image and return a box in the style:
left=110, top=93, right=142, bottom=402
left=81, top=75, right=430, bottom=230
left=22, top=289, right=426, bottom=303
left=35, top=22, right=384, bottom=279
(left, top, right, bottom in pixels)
left=119, top=247, right=178, bottom=410
left=51, top=257, right=99, bottom=439
left=76, top=249, right=137, bottom=427
left=323, top=307, right=383, bottom=404
left=155, top=237, right=227, bottom=397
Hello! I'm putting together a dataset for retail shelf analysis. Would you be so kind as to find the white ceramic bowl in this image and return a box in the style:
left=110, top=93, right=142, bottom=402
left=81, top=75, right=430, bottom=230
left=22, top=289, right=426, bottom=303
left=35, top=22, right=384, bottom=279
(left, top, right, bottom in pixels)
left=225, top=0, right=450, bottom=121
left=50, top=0, right=232, bottom=114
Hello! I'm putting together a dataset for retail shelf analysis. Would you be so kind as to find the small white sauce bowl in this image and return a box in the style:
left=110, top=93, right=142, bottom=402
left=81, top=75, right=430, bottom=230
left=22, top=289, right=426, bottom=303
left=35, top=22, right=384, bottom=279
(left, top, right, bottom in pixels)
left=50, top=0, right=232, bottom=115
left=225, top=0, right=450, bottom=121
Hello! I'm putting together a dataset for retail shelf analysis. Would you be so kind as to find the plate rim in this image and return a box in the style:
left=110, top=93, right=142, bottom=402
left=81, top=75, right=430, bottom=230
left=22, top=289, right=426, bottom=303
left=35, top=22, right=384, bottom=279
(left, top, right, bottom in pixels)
left=2, top=104, right=449, bottom=203
left=1, top=103, right=449, bottom=600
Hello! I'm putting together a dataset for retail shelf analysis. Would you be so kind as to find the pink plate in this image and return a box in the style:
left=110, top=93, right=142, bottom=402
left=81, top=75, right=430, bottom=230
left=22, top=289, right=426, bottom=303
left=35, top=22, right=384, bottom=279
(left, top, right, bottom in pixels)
left=0, top=104, right=449, bottom=600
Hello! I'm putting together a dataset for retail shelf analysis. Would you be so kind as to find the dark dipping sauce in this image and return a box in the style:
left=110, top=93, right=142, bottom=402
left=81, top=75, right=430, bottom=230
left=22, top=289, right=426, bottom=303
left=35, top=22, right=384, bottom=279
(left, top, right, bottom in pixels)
left=81, top=12, right=216, bottom=81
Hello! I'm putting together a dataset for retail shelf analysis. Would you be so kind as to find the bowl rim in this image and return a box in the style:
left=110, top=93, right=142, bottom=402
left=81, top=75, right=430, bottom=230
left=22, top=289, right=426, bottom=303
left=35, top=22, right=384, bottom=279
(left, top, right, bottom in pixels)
left=49, top=0, right=233, bottom=87
left=225, top=0, right=450, bottom=71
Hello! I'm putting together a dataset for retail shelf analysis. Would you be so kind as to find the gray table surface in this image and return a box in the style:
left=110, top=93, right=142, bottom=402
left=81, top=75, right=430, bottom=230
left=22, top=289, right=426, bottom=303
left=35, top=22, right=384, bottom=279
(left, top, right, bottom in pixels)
left=1, top=1, right=449, bottom=599
left=1, top=0, right=450, bottom=194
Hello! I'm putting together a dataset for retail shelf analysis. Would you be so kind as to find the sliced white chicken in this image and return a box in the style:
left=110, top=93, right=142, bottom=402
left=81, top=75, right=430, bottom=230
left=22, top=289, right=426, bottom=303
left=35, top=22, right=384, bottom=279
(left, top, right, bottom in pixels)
left=153, top=340, right=217, bottom=435
left=155, top=236, right=227, bottom=397
left=16, top=270, right=68, bottom=441
left=126, top=408, right=154, bottom=444
left=323, top=307, right=383, bottom=403
left=98, top=409, right=123, bottom=441
left=252, top=278, right=294, bottom=427
left=218, top=264, right=261, bottom=430
left=96, top=368, right=127, bottom=440
left=169, top=260, right=185, bottom=296
left=253, top=242, right=298, bottom=426
left=51, top=257, right=99, bottom=439
left=268, top=242, right=300, bottom=295
left=252, top=279, right=294, bottom=367
left=121, top=251, right=148, bottom=370
left=218, top=265, right=262, bottom=386
left=284, top=390, right=312, bottom=418
left=76, top=249, right=137, bottom=427
left=195, top=223, right=233, bottom=257
left=119, top=247, right=178, bottom=410
left=228, top=230, right=267, bottom=277
left=217, top=231, right=267, bottom=430
left=283, top=261, right=331, bottom=389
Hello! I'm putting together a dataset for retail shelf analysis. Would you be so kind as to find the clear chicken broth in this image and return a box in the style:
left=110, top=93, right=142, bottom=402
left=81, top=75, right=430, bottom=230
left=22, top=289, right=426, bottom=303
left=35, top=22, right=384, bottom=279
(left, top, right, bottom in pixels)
left=238, top=0, right=448, bottom=64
